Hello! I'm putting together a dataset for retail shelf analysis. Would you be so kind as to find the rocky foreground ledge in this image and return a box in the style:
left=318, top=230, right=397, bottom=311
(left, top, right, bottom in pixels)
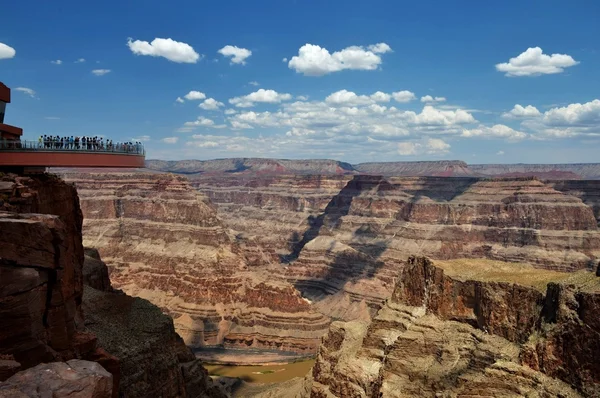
left=0, top=173, right=224, bottom=397
left=310, top=256, right=600, bottom=397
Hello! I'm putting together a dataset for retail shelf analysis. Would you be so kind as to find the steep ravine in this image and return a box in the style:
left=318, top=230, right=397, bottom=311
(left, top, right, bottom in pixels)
left=310, top=256, right=600, bottom=397
left=0, top=173, right=224, bottom=397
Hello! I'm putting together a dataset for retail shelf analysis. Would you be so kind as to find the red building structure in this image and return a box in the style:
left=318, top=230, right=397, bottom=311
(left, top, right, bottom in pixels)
left=0, top=82, right=145, bottom=171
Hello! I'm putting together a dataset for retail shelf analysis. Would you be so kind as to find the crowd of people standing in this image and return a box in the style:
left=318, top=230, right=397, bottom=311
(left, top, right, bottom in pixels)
left=38, top=135, right=144, bottom=153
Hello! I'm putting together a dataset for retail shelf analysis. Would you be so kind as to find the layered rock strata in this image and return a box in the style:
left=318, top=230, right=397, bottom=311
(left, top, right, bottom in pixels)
left=0, top=174, right=107, bottom=377
left=61, top=171, right=330, bottom=356
left=0, top=172, right=223, bottom=397
left=311, top=256, right=599, bottom=397
left=192, top=174, right=600, bottom=321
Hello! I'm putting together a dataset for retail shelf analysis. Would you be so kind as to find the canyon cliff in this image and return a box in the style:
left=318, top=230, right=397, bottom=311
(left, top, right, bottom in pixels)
left=191, top=173, right=600, bottom=322
left=311, top=256, right=599, bottom=397
left=0, top=173, right=223, bottom=397
left=61, top=171, right=330, bottom=357
left=62, top=170, right=600, bottom=361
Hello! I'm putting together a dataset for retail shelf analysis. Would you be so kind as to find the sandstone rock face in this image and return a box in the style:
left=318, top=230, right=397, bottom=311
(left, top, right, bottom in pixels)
left=0, top=172, right=222, bottom=398
left=83, top=286, right=224, bottom=398
left=0, top=360, right=112, bottom=398
left=62, top=170, right=600, bottom=362
left=61, top=171, right=330, bottom=356
left=310, top=257, right=599, bottom=397
left=0, top=173, right=95, bottom=377
left=83, top=248, right=112, bottom=292
left=191, top=174, right=600, bottom=324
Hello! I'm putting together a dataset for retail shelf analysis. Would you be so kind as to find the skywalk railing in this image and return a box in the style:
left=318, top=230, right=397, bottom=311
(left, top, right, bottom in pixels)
left=0, top=140, right=145, bottom=155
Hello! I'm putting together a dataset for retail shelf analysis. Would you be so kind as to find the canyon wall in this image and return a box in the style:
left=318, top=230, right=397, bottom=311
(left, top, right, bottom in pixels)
left=61, top=169, right=600, bottom=368
left=310, top=256, right=599, bottom=397
left=61, top=171, right=330, bottom=356
left=191, top=173, right=600, bottom=322
left=0, top=173, right=223, bottom=397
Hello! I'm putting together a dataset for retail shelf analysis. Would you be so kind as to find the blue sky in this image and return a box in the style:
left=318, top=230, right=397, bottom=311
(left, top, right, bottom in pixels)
left=1, top=0, right=599, bottom=163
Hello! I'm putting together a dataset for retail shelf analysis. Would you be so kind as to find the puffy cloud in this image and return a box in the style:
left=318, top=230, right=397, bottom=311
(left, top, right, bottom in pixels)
left=75, top=58, right=86, bottom=63
left=199, top=98, right=224, bottom=110
left=542, top=99, right=600, bottom=126
left=161, top=137, right=179, bottom=144
left=421, top=95, right=446, bottom=103
left=325, top=90, right=372, bottom=106
left=229, top=89, right=292, bottom=107
left=409, top=106, right=475, bottom=126
left=224, top=109, right=237, bottom=115
left=288, top=42, right=392, bottom=76
left=249, top=81, right=260, bottom=86
left=495, top=47, right=578, bottom=77
left=370, top=91, right=391, bottom=102
left=0, top=42, right=16, bottom=60
left=15, top=87, right=36, bottom=98
left=230, top=120, right=253, bottom=129
left=218, top=45, right=252, bottom=65
left=91, top=69, right=111, bottom=76
left=184, top=116, right=215, bottom=127
left=51, top=59, right=63, bottom=65
left=368, top=43, right=392, bottom=54
left=392, top=90, right=416, bottom=103
left=176, top=97, right=185, bottom=104
left=127, top=37, right=201, bottom=63
left=183, top=91, right=206, bottom=101
left=461, top=124, right=527, bottom=141
left=522, top=99, right=600, bottom=139
left=502, top=104, right=541, bottom=118
left=426, top=138, right=451, bottom=154
left=397, top=138, right=450, bottom=155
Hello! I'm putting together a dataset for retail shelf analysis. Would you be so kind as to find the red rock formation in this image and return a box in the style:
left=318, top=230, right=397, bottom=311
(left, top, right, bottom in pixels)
left=0, top=360, right=113, bottom=398
left=0, top=173, right=98, bottom=375
left=0, top=172, right=224, bottom=397
left=310, top=256, right=599, bottom=397
left=61, top=171, right=331, bottom=357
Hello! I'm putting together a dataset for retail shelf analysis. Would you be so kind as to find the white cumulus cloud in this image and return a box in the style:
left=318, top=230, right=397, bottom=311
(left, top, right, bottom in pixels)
left=461, top=124, right=527, bottom=141
left=162, top=137, right=179, bottom=144
left=397, top=138, right=450, bottom=156
left=199, top=98, right=224, bottom=110
left=288, top=42, right=392, bottom=76
left=0, top=43, right=16, bottom=60
left=75, top=58, right=86, bottom=63
left=184, top=91, right=206, bottom=101
left=51, top=59, right=63, bottom=65
left=502, top=104, right=541, bottom=118
left=92, top=69, right=111, bottom=76
left=421, top=95, right=446, bottom=103
left=496, top=47, right=579, bottom=77
left=218, top=45, right=252, bottom=65
left=542, top=99, right=600, bottom=126
left=229, top=89, right=292, bottom=108
left=127, top=37, right=201, bottom=63
left=392, top=90, right=416, bottom=103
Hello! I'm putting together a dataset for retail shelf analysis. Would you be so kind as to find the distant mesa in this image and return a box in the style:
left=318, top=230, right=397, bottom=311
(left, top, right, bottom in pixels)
left=144, top=157, right=600, bottom=180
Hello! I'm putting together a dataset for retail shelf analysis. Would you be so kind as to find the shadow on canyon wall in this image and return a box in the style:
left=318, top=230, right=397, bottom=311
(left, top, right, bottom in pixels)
left=279, top=175, right=479, bottom=296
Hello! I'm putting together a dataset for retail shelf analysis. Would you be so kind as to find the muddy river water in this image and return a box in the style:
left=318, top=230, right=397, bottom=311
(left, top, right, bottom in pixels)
left=204, top=359, right=315, bottom=383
